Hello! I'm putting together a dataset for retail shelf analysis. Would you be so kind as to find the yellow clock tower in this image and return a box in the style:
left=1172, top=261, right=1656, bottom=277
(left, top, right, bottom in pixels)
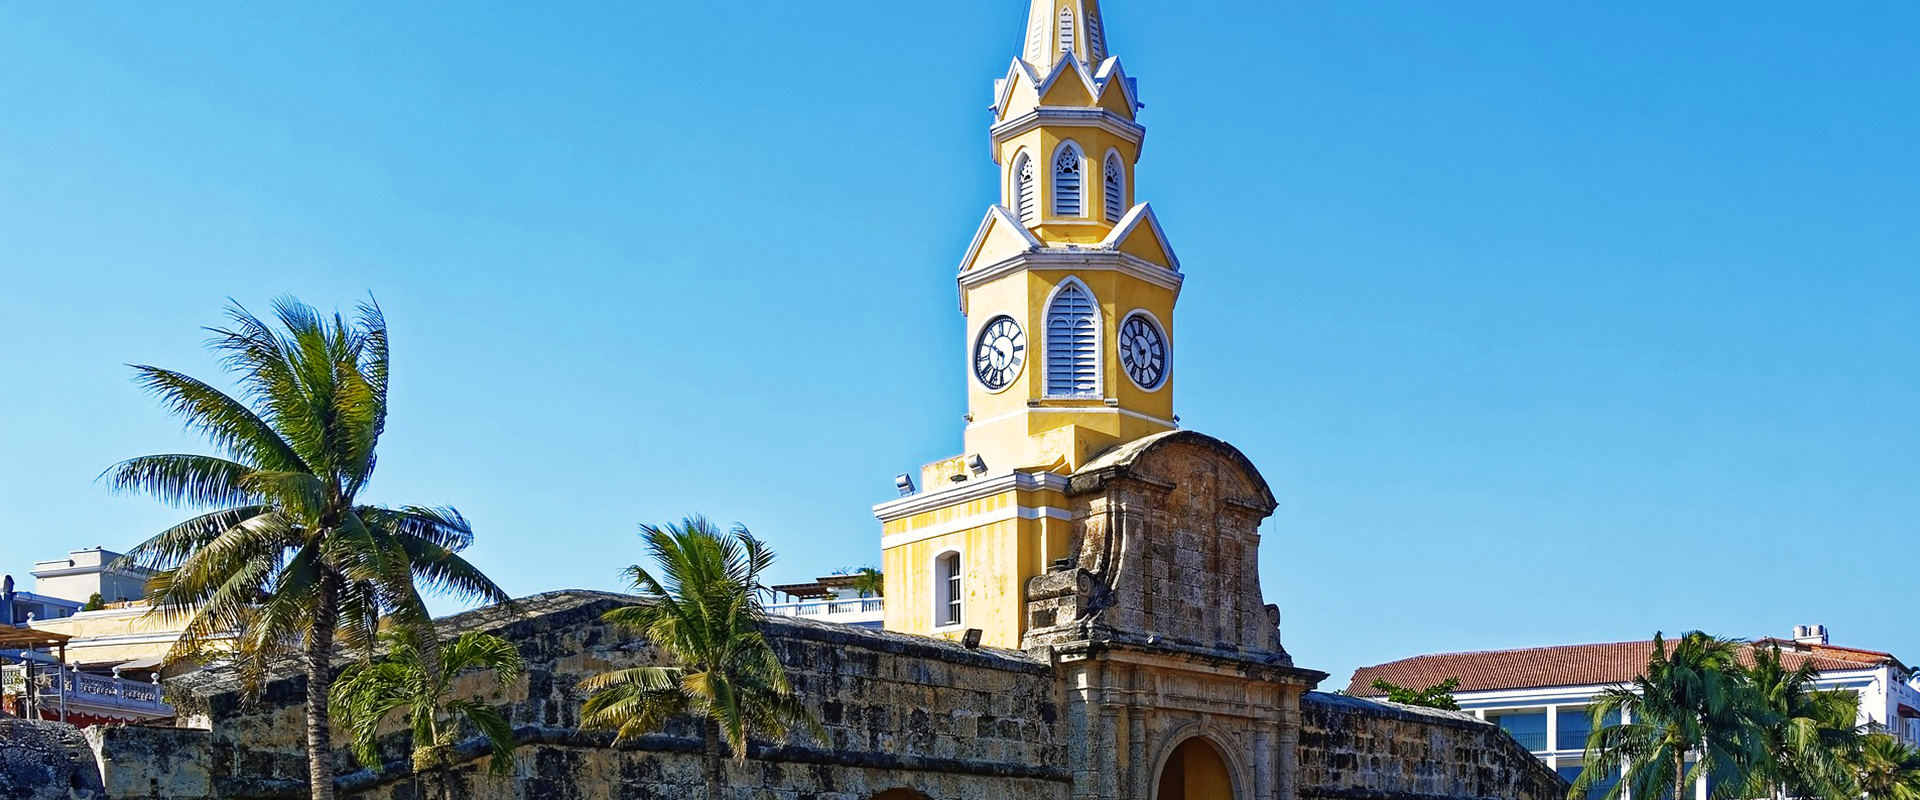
left=875, top=0, right=1186, bottom=649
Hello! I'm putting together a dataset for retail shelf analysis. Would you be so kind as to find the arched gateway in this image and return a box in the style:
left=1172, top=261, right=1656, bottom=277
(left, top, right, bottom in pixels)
left=1156, top=737, right=1237, bottom=800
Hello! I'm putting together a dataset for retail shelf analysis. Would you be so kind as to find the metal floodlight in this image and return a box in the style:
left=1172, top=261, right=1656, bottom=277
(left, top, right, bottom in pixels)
left=966, top=454, right=988, bottom=476
left=894, top=474, right=916, bottom=497
left=962, top=628, right=984, bottom=649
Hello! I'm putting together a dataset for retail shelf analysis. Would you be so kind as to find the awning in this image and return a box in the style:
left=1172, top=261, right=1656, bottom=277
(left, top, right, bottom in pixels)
left=0, top=625, right=71, bottom=651
left=111, top=656, right=166, bottom=674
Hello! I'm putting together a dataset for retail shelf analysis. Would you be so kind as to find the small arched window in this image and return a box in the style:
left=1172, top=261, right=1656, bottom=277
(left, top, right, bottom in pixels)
left=934, top=552, right=962, bottom=627
left=1104, top=153, right=1126, bottom=222
left=1014, top=153, right=1037, bottom=225
left=1058, top=6, right=1076, bottom=55
left=1046, top=280, right=1099, bottom=397
left=1053, top=145, right=1083, bottom=218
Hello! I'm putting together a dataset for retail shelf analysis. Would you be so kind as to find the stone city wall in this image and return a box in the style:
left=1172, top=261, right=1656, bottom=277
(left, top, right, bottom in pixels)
left=90, top=591, right=1069, bottom=800
left=1296, top=692, right=1567, bottom=800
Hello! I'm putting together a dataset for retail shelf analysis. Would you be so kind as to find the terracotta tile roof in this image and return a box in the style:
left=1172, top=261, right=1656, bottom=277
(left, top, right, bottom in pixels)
left=1347, top=639, right=1893, bottom=696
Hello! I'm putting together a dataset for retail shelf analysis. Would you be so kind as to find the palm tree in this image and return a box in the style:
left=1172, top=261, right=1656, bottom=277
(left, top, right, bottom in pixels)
left=331, top=630, right=524, bottom=800
left=1572, top=632, right=1768, bottom=800
left=578, top=517, right=823, bottom=800
left=845, top=567, right=883, bottom=599
left=108, top=298, right=509, bottom=800
left=1855, top=733, right=1920, bottom=800
left=1744, top=643, right=1861, bottom=800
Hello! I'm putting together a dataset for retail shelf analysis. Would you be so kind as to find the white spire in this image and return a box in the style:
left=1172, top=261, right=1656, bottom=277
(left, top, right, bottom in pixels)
left=1022, top=0, right=1108, bottom=72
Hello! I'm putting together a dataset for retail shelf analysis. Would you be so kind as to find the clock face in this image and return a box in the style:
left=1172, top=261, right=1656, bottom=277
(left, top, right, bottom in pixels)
left=1119, top=313, right=1167, bottom=389
left=973, top=315, right=1026, bottom=391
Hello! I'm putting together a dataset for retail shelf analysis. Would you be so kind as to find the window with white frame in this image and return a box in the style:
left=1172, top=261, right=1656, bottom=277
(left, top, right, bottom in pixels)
left=1014, top=153, right=1037, bottom=225
left=1104, top=153, right=1125, bottom=222
left=1057, top=6, right=1075, bottom=54
left=1053, top=144, right=1083, bottom=217
left=934, top=552, right=962, bottom=627
left=1046, top=280, right=1099, bottom=397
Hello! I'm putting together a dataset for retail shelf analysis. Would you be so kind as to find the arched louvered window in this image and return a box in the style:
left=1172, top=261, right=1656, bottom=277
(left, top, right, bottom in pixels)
left=1013, top=153, right=1037, bottom=224
left=1104, top=153, right=1125, bottom=222
left=1087, top=9, right=1105, bottom=62
left=1053, top=144, right=1083, bottom=217
left=1046, top=280, right=1099, bottom=397
left=1058, top=6, right=1076, bottom=55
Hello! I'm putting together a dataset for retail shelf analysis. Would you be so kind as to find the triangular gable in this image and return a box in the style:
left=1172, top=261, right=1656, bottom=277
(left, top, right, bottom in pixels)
left=1092, top=58, right=1139, bottom=118
left=994, top=59, right=1041, bottom=121
left=1100, top=203, right=1181, bottom=271
left=1036, top=53, right=1099, bottom=108
left=958, top=205, right=1043, bottom=274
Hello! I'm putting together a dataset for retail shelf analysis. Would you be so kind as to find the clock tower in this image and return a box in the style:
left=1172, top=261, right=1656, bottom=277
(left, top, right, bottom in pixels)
left=876, top=0, right=1186, bottom=648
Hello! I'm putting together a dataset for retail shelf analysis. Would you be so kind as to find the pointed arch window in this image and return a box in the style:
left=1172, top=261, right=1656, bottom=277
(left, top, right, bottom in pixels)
left=1104, top=153, right=1126, bottom=222
left=1087, top=9, right=1105, bottom=62
left=1014, top=153, right=1037, bottom=225
left=1046, top=280, right=1099, bottom=397
left=1053, top=144, right=1083, bottom=218
left=1058, top=6, right=1076, bottom=55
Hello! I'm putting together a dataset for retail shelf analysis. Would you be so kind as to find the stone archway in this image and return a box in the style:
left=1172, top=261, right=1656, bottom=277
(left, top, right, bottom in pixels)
left=1155, top=737, right=1236, bottom=800
left=872, top=790, right=932, bottom=800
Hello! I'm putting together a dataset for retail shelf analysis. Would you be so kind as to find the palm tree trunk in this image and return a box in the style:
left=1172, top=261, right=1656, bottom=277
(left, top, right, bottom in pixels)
left=704, top=719, right=723, bottom=800
left=305, top=588, right=340, bottom=800
left=1673, top=749, right=1689, bottom=800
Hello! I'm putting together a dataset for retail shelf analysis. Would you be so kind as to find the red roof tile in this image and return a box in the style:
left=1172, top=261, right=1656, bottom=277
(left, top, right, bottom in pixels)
left=1347, top=639, right=1892, bottom=696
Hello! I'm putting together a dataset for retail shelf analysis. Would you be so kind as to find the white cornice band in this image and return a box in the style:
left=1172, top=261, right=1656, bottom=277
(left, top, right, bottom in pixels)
left=872, top=470, right=1071, bottom=523
left=879, top=505, right=1074, bottom=550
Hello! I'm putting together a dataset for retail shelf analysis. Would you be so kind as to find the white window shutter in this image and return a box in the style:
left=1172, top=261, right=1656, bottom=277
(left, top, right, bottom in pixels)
left=1047, top=282, right=1099, bottom=397
left=1053, top=146, right=1082, bottom=217
left=1016, top=155, right=1037, bottom=225
left=1058, top=6, right=1075, bottom=55
left=1104, top=155, right=1125, bottom=222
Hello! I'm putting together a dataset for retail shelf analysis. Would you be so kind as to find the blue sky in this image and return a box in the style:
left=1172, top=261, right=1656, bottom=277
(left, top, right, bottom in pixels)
left=1, top=2, right=1915, bottom=685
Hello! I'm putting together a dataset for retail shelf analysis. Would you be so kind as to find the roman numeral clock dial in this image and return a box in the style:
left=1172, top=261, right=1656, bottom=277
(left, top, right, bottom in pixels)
left=973, top=315, right=1026, bottom=391
left=1120, top=313, right=1167, bottom=389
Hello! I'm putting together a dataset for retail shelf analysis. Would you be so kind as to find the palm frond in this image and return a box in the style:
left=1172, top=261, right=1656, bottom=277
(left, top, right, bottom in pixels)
left=103, top=454, right=259, bottom=510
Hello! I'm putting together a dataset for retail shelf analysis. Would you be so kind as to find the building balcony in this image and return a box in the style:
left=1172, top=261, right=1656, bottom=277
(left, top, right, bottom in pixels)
left=765, top=598, right=884, bottom=627
left=2, top=663, right=173, bottom=725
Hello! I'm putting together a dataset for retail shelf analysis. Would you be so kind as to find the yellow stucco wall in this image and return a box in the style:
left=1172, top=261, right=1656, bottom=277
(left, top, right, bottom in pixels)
left=28, top=606, right=211, bottom=666
left=961, top=266, right=1176, bottom=475
left=879, top=483, right=1072, bottom=649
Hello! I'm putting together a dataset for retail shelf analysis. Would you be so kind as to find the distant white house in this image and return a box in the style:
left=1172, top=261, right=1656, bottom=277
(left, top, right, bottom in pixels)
left=2, top=548, right=177, bottom=727
left=769, top=573, right=884, bottom=629
left=30, top=547, right=155, bottom=606
left=1349, top=625, right=1920, bottom=799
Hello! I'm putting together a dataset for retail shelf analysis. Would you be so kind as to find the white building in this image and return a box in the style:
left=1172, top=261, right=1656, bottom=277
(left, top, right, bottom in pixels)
left=769, top=573, right=884, bottom=628
left=2, top=548, right=177, bottom=726
left=31, top=547, right=155, bottom=606
left=1349, top=626, right=1920, bottom=798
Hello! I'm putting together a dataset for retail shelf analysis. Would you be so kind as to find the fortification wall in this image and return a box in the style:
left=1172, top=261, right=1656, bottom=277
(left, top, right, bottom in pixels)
left=1297, top=692, right=1566, bottom=800
left=91, top=591, right=1068, bottom=800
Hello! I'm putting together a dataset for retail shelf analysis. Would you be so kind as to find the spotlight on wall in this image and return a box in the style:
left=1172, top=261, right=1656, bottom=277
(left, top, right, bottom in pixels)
left=966, top=454, right=988, bottom=476
left=894, top=474, right=916, bottom=497
left=962, top=628, right=983, bottom=649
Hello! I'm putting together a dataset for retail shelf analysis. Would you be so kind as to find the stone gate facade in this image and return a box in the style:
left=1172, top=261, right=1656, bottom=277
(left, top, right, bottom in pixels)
left=66, top=431, right=1565, bottom=800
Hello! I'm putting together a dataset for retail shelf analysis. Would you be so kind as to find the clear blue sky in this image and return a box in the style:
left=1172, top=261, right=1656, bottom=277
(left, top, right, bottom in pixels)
left=1, top=2, right=1915, bottom=685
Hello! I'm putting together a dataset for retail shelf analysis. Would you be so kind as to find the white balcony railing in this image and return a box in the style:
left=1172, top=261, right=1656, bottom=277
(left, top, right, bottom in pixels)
left=2, top=664, right=172, bottom=718
left=766, top=598, right=884, bottom=623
